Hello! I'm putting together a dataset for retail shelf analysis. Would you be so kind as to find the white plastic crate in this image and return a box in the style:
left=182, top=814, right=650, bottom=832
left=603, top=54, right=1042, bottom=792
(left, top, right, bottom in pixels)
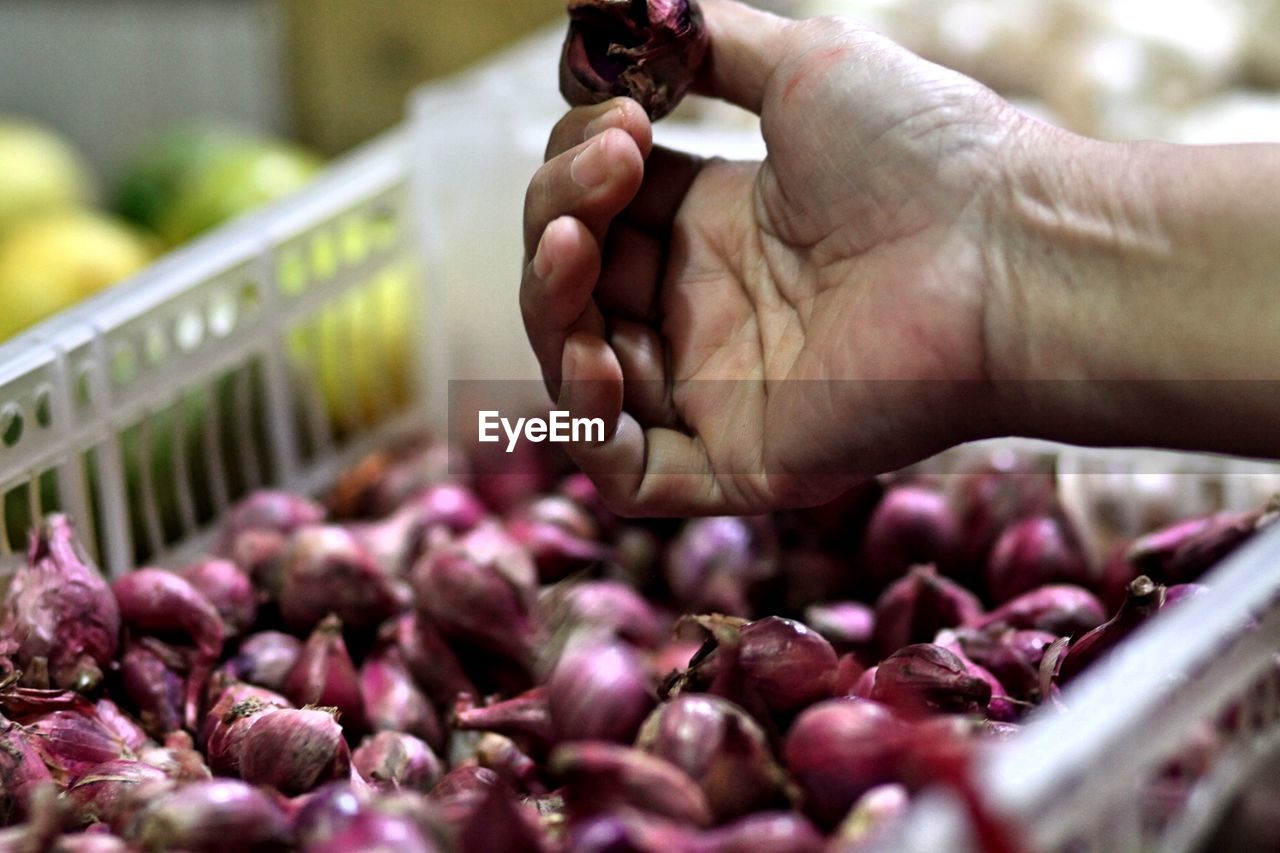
left=2, top=23, right=1280, bottom=853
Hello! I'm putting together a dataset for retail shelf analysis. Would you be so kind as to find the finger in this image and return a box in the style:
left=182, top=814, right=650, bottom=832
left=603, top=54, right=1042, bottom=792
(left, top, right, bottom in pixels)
left=558, top=334, right=733, bottom=517
left=523, top=127, right=645, bottom=259
left=609, top=319, right=679, bottom=429
left=693, top=0, right=795, bottom=115
left=545, top=97, right=653, bottom=162
left=595, top=223, right=663, bottom=320
left=619, top=146, right=704, bottom=237
left=520, top=216, right=607, bottom=395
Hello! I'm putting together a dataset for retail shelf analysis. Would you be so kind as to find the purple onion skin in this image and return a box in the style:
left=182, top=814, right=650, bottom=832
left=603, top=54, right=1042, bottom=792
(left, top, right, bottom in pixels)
left=1163, top=583, right=1210, bottom=610
left=456, top=782, right=546, bottom=853
left=285, top=615, right=367, bottom=733
left=179, top=559, right=258, bottom=637
left=1058, top=576, right=1166, bottom=684
left=353, top=484, right=490, bottom=577
left=360, top=643, right=443, bottom=749
left=550, top=740, right=715, bottom=827
left=278, top=526, right=410, bottom=633
left=426, top=766, right=502, bottom=828
left=1, top=514, right=120, bottom=692
left=1128, top=506, right=1274, bottom=585
left=949, top=627, right=1057, bottom=702
left=664, top=516, right=775, bottom=617
left=454, top=687, right=553, bottom=748
left=204, top=695, right=287, bottom=778
left=973, top=584, right=1107, bottom=637
left=226, top=631, right=303, bottom=693
left=549, top=639, right=656, bottom=745
left=385, top=613, right=477, bottom=710
left=0, top=712, right=55, bottom=822
left=560, top=0, right=710, bottom=121
left=507, top=494, right=608, bottom=582
left=476, top=733, right=546, bottom=795
left=802, top=601, right=875, bottom=654
left=985, top=515, right=1090, bottom=605
left=695, top=616, right=839, bottom=718
left=111, top=568, right=226, bottom=730
left=25, top=707, right=133, bottom=783
left=238, top=707, right=351, bottom=796
left=291, top=781, right=367, bottom=848
left=861, top=486, right=960, bottom=589
left=306, top=810, right=445, bottom=853
left=217, top=490, right=325, bottom=553
left=127, top=779, right=291, bottom=852
left=949, top=461, right=1056, bottom=575
left=410, top=523, right=541, bottom=667
left=870, top=644, right=993, bottom=718
left=872, top=565, right=984, bottom=658
left=94, top=699, right=150, bottom=754
left=541, top=579, right=666, bottom=649
left=635, top=695, right=791, bottom=821
left=66, top=760, right=170, bottom=829
left=118, top=636, right=186, bottom=739
left=352, top=731, right=443, bottom=792
left=706, top=811, right=826, bottom=853
left=783, top=698, right=900, bottom=829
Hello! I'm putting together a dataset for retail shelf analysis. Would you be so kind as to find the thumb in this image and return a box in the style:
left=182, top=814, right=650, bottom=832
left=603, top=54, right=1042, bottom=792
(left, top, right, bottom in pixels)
left=694, top=0, right=794, bottom=114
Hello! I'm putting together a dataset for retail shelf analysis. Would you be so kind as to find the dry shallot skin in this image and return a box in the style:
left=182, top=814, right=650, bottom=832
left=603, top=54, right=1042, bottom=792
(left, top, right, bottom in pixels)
left=285, top=614, right=367, bottom=733
left=352, top=730, right=443, bottom=792
left=548, top=637, right=656, bottom=746
left=1, top=514, right=120, bottom=692
left=871, top=564, right=984, bottom=659
left=0, top=712, right=55, bottom=823
left=277, top=525, right=410, bottom=633
left=238, top=707, right=352, bottom=796
left=550, top=740, right=715, bottom=827
left=360, top=642, right=444, bottom=750
left=178, top=559, right=258, bottom=637
left=560, top=0, right=710, bottom=121
left=125, top=779, right=291, bottom=852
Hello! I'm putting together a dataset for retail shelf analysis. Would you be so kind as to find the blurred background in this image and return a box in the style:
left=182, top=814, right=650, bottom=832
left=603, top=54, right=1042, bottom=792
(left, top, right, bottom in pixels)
left=3, top=0, right=1280, bottom=343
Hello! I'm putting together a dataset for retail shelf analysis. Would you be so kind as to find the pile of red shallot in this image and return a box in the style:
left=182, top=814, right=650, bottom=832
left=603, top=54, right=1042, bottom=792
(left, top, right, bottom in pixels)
left=1, top=435, right=1276, bottom=852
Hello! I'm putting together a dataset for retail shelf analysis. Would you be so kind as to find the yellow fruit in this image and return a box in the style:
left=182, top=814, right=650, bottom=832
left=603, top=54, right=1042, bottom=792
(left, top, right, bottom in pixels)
left=0, top=119, right=95, bottom=234
left=0, top=210, right=153, bottom=341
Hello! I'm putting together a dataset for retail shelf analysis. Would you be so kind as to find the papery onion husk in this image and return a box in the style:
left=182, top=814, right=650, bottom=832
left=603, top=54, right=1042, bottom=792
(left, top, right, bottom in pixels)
left=94, top=699, right=150, bottom=754
left=549, top=637, right=656, bottom=745
left=204, top=694, right=288, bottom=777
left=559, top=0, right=710, bottom=121
left=872, top=565, right=984, bottom=658
left=869, top=644, right=993, bottom=718
left=352, top=730, right=443, bottom=792
left=664, top=516, right=777, bottom=618
left=360, top=642, right=443, bottom=750
left=550, top=740, right=714, bottom=827
left=66, top=759, right=171, bottom=829
left=456, top=780, right=547, bottom=853
left=238, top=707, right=351, bottom=796
left=860, top=486, right=960, bottom=590
left=635, top=694, right=793, bottom=821
left=224, top=631, right=303, bottom=694
left=972, top=584, right=1106, bottom=637
left=126, top=778, right=291, bottom=852
left=1, top=514, right=119, bottom=692
left=285, top=615, right=367, bottom=733
left=0, top=711, right=56, bottom=822
left=278, top=526, right=410, bottom=633
left=476, top=733, right=547, bottom=795
left=985, top=515, right=1090, bottom=605
left=117, top=635, right=187, bottom=739
left=1057, top=575, right=1166, bottom=684
left=179, top=559, right=258, bottom=637
left=507, top=495, right=609, bottom=582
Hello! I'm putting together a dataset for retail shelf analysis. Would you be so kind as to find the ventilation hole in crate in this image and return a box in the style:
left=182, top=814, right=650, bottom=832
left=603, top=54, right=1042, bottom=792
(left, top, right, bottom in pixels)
left=175, top=310, right=205, bottom=353
left=1, top=405, right=24, bottom=448
left=33, top=386, right=53, bottom=429
left=279, top=250, right=308, bottom=296
left=241, top=281, right=262, bottom=314
left=3, top=486, right=30, bottom=555
left=310, top=232, right=339, bottom=280
left=341, top=216, right=370, bottom=266
left=143, top=324, right=169, bottom=366
left=369, top=205, right=399, bottom=250
left=76, top=363, right=97, bottom=407
left=111, top=345, right=139, bottom=387
left=208, top=290, right=237, bottom=338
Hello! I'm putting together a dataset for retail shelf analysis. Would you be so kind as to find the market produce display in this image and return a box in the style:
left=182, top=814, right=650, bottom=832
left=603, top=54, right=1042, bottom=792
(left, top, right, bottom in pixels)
left=1, top=437, right=1275, bottom=851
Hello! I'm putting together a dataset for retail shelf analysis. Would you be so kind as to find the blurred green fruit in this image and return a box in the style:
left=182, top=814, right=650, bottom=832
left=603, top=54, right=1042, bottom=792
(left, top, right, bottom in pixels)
left=112, top=124, right=246, bottom=234
left=0, top=210, right=154, bottom=342
left=0, top=118, right=95, bottom=235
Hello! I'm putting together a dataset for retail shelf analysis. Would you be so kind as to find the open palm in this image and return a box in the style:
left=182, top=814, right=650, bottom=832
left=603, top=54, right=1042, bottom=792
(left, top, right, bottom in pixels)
left=522, top=1, right=1024, bottom=515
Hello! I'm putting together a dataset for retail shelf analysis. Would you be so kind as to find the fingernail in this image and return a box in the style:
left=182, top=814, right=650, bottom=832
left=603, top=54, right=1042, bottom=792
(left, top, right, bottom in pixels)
left=571, top=135, right=611, bottom=188
left=532, top=227, right=555, bottom=279
left=582, top=108, right=619, bottom=141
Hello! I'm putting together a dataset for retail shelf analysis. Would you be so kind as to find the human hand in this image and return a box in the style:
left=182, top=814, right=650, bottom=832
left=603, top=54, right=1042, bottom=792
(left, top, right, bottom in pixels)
left=521, top=0, right=1029, bottom=515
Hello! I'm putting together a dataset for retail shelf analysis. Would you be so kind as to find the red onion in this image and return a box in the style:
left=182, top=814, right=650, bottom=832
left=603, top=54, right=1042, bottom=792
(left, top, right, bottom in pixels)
left=565, top=812, right=696, bottom=853
left=426, top=765, right=501, bottom=828
left=848, top=666, right=877, bottom=700
left=869, top=644, right=993, bottom=718
left=453, top=687, right=553, bottom=748
left=410, top=523, right=541, bottom=668
left=835, top=783, right=910, bottom=848
left=507, top=495, right=609, bottom=581
left=973, top=584, right=1107, bottom=637
left=670, top=616, right=837, bottom=719
left=285, top=615, right=366, bottom=732
left=949, top=458, right=1056, bottom=575
left=872, top=565, right=984, bottom=658
left=783, top=698, right=901, bottom=828
left=217, top=490, right=325, bottom=552
left=135, top=743, right=209, bottom=781
left=291, top=781, right=367, bottom=848
left=179, top=559, right=258, bottom=637
left=352, top=484, right=489, bottom=576
left=204, top=694, right=287, bottom=777
left=539, top=579, right=666, bottom=650
left=550, top=740, right=714, bottom=827
left=227, top=529, right=291, bottom=594
left=1128, top=503, right=1277, bottom=585
left=558, top=472, right=619, bottom=535
left=946, top=626, right=1057, bottom=702
left=559, top=0, right=710, bottom=121
left=94, top=699, right=149, bottom=754
left=224, top=631, right=303, bottom=693
left=51, top=831, right=133, bottom=852
left=24, top=705, right=134, bottom=783
left=111, top=568, right=225, bottom=730
left=861, top=485, right=960, bottom=589
left=278, top=526, right=410, bottom=632
left=456, top=781, right=547, bottom=853
left=66, top=760, right=171, bottom=829
left=239, top=707, right=351, bottom=796
left=549, top=638, right=656, bottom=745
left=352, top=731, right=443, bottom=792
left=833, top=653, right=868, bottom=696
left=118, top=635, right=186, bottom=738
left=635, top=694, right=792, bottom=821
left=0, top=711, right=55, bottom=821
left=802, top=601, right=875, bottom=654
left=476, top=733, right=546, bottom=794
left=125, top=779, right=291, bottom=852
left=1058, top=575, right=1166, bottom=684
left=325, top=436, right=457, bottom=519
left=201, top=680, right=289, bottom=749
left=305, top=809, right=445, bottom=853
left=664, top=516, right=776, bottom=617
left=702, top=811, right=825, bottom=853
left=360, top=643, right=443, bottom=749
left=985, top=515, right=1090, bottom=605
left=1, top=515, right=119, bottom=692
left=384, top=613, right=476, bottom=710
